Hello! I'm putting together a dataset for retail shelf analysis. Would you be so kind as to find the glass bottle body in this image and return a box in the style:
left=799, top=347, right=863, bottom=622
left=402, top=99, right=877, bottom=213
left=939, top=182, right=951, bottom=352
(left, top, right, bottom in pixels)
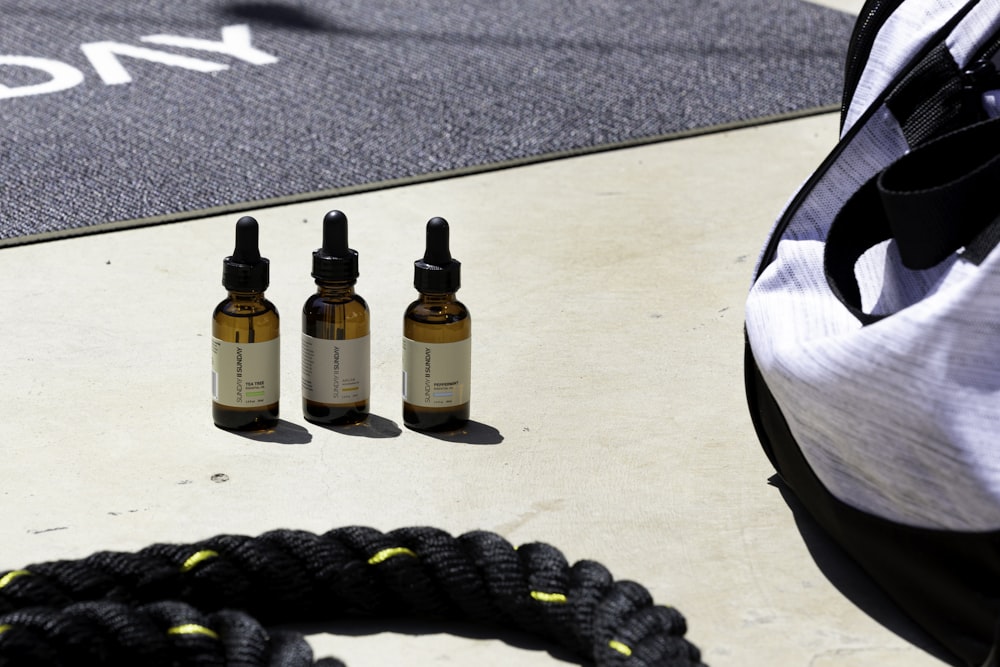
left=302, top=281, right=370, bottom=425
left=212, top=291, right=280, bottom=431
left=402, top=292, right=471, bottom=431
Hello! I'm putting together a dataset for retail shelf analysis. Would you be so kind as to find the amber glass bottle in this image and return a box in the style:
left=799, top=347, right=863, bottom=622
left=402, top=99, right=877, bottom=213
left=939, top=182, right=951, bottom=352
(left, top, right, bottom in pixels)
left=302, top=211, right=370, bottom=425
left=402, top=217, right=471, bottom=431
left=212, top=216, right=280, bottom=431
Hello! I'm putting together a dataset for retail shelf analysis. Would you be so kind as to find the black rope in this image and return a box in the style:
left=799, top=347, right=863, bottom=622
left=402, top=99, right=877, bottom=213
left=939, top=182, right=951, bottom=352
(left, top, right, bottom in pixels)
left=0, top=526, right=705, bottom=666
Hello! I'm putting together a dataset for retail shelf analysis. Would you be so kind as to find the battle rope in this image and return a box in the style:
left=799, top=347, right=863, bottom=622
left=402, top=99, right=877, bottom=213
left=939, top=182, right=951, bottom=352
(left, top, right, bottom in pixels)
left=0, top=526, right=705, bottom=666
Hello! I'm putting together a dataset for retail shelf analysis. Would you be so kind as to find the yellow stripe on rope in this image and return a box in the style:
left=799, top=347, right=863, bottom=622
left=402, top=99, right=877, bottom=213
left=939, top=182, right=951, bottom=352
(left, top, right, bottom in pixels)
left=367, top=547, right=417, bottom=565
left=180, top=550, right=220, bottom=573
left=167, top=624, right=220, bottom=640
left=0, top=625, right=11, bottom=635
left=608, top=640, right=633, bottom=657
left=0, top=570, right=30, bottom=590
left=530, top=591, right=568, bottom=604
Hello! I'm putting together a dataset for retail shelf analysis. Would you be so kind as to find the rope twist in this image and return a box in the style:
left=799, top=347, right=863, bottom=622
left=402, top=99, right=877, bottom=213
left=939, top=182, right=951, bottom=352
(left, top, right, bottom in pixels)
left=0, top=526, right=705, bottom=666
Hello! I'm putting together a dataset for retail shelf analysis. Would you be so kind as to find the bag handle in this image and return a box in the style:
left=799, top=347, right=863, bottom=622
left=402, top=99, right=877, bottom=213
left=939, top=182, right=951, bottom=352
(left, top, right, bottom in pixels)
left=824, top=116, right=1000, bottom=324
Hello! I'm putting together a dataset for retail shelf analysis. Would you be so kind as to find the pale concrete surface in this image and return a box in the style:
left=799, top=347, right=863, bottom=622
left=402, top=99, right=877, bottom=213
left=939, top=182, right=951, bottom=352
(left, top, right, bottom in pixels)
left=0, top=109, right=949, bottom=665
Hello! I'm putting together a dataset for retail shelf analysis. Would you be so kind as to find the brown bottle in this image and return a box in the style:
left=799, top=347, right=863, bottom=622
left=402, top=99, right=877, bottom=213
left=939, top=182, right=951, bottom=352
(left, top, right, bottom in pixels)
left=402, top=217, right=471, bottom=431
left=302, top=211, right=370, bottom=425
left=212, top=216, right=280, bottom=431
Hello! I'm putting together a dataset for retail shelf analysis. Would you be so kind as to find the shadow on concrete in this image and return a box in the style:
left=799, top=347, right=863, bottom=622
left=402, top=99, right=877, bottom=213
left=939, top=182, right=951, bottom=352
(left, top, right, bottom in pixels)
left=407, top=420, right=504, bottom=446
left=314, top=413, right=403, bottom=439
left=769, top=475, right=960, bottom=666
left=229, top=419, right=314, bottom=445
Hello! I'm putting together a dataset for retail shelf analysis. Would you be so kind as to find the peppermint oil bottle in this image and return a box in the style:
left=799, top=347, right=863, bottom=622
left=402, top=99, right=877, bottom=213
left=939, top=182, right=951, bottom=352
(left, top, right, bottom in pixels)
left=402, top=217, right=471, bottom=431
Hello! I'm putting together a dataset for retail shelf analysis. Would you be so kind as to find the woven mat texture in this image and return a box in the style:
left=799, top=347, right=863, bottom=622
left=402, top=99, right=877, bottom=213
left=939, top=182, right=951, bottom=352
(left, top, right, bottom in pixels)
left=0, top=1, right=855, bottom=244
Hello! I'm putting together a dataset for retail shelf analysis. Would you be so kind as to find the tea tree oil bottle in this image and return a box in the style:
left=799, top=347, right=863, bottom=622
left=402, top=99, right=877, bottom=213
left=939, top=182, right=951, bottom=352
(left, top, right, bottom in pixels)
left=302, top=210, right=370, bottom=425
left=212, top=216, right=280, bottom=431
left=402, top=217, right=471, bottom=431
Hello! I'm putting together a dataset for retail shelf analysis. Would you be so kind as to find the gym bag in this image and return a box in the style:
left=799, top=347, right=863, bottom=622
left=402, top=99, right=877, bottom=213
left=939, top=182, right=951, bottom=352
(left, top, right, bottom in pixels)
left=744, top=0, right=1000, bottom=665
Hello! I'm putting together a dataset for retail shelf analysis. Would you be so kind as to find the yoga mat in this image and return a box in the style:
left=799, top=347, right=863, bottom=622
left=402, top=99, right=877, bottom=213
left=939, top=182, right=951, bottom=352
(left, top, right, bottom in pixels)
left=0, top=0, right=855, bottom=245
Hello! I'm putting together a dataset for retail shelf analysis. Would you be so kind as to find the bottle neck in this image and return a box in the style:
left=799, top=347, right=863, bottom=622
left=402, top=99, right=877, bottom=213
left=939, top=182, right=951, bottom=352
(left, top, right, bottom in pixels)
left=419, top=291, right=456, bottom=305
left=227, top=290, right=266, bottom=303
left=316, top=280, right=357, bottom=300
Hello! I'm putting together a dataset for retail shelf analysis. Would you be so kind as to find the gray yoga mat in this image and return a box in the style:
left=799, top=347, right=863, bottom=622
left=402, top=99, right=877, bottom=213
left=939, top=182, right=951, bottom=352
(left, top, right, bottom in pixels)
left=0, top=1, right=855, bottom=245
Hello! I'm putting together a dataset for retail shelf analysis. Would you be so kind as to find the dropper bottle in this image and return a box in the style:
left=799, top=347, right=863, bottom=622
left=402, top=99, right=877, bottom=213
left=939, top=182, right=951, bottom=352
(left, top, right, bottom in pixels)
left=402, top=217, right=471, bottom=431
left=212, top=216, right=280, bottom=431
left=302, top=210, right=370, bottom=425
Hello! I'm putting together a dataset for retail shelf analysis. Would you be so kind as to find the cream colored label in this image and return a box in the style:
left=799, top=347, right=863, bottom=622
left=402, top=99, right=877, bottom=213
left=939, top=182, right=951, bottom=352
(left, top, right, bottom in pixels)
left=302, top=333, right=370, bottom=404
left=212, top=337, right=280, bottom=407
left=402, top=337, right=471, bottom=406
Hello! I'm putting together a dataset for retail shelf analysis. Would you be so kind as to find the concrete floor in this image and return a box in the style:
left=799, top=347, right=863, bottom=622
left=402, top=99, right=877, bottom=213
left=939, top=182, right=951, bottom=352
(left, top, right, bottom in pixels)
left=0, top=1, right=954, bottom=664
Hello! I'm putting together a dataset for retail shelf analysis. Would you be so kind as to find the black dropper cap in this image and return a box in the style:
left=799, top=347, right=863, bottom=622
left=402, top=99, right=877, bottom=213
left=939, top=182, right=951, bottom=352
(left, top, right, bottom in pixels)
left=414, top=217, right=460, bottom=294
left=312, top=210, right=359, bottom=282
left=222, top=216, right=269, bottom=292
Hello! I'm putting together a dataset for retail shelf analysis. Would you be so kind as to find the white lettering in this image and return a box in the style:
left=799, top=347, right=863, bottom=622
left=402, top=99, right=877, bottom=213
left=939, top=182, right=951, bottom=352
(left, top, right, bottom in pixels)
left=141, top=24, right=278, bottom=66
left=0, top=56, right=84, bottom=99
left=0, top=24, right=275, bottom=98
left=81, top=41, right=229, bottom=85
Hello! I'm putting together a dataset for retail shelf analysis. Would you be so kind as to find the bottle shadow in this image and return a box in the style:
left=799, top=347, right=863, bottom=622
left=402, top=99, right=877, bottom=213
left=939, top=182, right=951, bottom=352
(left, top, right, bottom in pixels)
left=315, top=413, right=403, bottom=439
left=228, top=419, right=313, bottom=445
left=408, top=420, right=504, bottom=446
left=222, top=417, right=502, bottom=446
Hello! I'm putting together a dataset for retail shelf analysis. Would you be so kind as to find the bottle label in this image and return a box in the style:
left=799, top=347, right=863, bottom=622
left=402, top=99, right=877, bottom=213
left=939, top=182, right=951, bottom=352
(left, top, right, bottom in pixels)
left=301, top=333, right=370, bottom=404
left=212, top=337, right=280, bottom=407
left=402, top=337, right=471, bottom=407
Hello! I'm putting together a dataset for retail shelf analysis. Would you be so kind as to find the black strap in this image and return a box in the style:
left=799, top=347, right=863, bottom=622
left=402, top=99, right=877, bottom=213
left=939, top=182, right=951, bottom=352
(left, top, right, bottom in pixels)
left=824, top=116, right=1000, bottom=323
left=824, top=174, right=891, bottom=324
left=885, top=41, right=969, bottom=147
left=881, top=115, right=1000, bottom=268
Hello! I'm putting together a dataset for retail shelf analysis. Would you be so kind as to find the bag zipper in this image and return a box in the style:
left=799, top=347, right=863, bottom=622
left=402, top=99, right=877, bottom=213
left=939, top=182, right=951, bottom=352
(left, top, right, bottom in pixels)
left=962, top=57, right=1000, bottom=113
left=841, top=0, right=908, bottom=129
left=962, top=30, right=1000, bottom=116
left=755, top=0, right=983, bottom=280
